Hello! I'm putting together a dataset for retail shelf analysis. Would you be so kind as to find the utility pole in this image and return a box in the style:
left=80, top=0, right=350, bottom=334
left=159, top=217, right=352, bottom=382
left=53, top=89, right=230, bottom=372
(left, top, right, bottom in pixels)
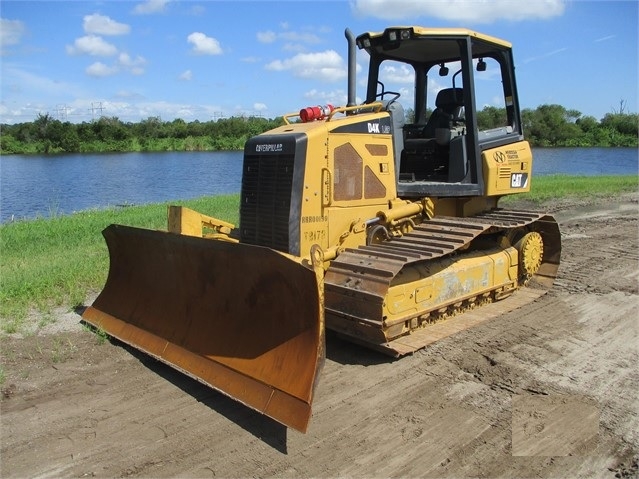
left=55, top=104, right=68, bottom=121
left=90, top=102, right=104, bottom=120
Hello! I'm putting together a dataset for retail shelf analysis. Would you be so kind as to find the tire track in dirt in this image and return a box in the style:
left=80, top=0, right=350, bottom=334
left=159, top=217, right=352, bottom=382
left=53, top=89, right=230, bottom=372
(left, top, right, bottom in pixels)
left=1, top=195, right=637, bottom=478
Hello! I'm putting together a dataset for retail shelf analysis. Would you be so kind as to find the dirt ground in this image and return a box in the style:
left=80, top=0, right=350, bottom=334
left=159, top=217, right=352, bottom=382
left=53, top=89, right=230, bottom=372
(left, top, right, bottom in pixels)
left=1, top=193, right=638, bottom=478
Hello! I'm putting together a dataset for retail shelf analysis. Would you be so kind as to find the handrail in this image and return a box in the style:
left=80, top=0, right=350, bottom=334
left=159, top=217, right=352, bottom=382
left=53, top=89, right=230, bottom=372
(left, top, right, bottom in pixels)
left=282, top=102, right=385, bottom=125
left=327, top=102, right=384, bottom=120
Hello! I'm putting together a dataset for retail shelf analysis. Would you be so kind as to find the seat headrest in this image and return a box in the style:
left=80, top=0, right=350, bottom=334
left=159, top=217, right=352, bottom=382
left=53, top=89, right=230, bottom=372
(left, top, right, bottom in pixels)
left=435, top=88, right=464, bottom=108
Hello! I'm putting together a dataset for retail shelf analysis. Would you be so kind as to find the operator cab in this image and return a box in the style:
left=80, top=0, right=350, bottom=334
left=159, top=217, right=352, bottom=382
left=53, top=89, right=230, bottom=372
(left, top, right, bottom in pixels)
left=356, top=27, right=524, bottom=197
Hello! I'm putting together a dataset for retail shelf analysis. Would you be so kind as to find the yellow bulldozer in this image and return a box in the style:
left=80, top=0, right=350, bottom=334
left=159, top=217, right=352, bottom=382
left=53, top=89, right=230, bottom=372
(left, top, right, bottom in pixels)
left=83, top=26, right=561, bottom=433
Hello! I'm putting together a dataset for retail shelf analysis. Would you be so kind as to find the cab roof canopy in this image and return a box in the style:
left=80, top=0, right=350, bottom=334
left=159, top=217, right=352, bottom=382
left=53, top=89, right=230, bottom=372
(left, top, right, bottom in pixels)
left=356, top=26, right=512, bottom=64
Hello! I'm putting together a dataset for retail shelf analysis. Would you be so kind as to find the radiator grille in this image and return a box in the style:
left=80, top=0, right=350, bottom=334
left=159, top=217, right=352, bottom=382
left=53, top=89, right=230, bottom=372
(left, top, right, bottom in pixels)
left=240, top=153, right=295, bottom=252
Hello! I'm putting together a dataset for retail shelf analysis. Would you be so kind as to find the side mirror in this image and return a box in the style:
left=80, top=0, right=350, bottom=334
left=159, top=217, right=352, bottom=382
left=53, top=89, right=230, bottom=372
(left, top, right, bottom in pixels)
left=477, top=59, right=487, bottom=72
left=439, top=64, right=449, bottom=76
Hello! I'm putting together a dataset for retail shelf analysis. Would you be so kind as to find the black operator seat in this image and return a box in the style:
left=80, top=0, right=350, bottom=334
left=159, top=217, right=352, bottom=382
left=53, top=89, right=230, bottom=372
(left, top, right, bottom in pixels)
left=422, top=87, right=464, bottom=139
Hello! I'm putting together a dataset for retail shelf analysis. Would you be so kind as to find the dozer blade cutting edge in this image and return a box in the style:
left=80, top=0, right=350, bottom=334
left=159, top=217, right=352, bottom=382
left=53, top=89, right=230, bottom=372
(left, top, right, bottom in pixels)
left=82, top=224, right=325, bottom=433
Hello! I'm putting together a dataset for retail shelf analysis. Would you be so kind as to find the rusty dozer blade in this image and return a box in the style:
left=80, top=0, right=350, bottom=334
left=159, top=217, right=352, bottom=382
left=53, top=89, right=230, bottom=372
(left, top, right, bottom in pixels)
left=83, top=224, right=325, bottom=433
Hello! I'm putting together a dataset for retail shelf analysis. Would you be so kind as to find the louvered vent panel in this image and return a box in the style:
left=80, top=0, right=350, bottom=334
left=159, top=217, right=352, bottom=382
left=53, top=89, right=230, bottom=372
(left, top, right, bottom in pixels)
left=240, top=153, right=295, bottom=252
left=498, top=167, right=512, bottom=179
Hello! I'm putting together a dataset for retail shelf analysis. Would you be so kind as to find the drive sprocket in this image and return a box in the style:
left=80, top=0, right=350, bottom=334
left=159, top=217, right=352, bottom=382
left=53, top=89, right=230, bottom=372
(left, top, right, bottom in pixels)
left=515, top=231, right=544, bottom=278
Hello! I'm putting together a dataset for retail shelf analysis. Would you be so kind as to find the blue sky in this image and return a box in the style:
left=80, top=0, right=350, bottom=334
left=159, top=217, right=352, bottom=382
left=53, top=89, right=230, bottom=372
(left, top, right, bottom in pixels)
left=1, top=0, right=637, bottom=124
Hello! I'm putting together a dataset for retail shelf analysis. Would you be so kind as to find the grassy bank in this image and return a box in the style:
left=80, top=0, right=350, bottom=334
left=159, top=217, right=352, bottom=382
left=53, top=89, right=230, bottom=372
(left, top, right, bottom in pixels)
left=1, top=175, right=637, bottom=333
left=0, top=194, right=239, bottom=333
left=501, top=174, right=638, bottom=204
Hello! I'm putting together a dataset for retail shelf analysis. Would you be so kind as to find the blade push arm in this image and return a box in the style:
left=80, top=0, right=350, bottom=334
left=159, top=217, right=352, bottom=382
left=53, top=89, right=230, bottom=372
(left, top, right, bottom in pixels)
left=167, top=205, right=238, bottom=242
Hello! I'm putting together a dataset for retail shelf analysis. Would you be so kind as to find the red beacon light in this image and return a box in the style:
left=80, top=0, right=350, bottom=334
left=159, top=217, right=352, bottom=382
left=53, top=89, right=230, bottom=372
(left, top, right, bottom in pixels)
left=299, top=104, right=334, bottom=122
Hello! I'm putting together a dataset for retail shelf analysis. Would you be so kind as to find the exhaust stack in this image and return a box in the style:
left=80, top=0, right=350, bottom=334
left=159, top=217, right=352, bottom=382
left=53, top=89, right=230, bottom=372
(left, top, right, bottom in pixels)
left=345, top=28, right=356, bottom=108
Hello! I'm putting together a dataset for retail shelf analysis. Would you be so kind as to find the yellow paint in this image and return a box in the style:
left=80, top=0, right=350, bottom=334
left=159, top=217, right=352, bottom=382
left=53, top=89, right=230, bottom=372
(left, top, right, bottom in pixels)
left=167, top=205, right=236, bottom=241
left=384, top=247, right=519, bottom=334
left=482, top=141, right=533, bottom=196
left=362, top=27, right=512, bottom=49
left=287, top=110, right=400, bottom=256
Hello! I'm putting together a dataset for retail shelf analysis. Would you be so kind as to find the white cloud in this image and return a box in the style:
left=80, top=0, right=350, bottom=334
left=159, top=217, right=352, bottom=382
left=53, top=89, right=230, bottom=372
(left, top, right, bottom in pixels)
left=66, top=35, right=118, bottom=56
left=104, top=100, right=224, bottom=122
left=133, top=0, right=170, bottom=14
left=1, top=18, right=25, bottom=48
left=179, top=69, right=193, bottom=81
left=82, top=54, right=146, bottom=77
left=257, top=30, right=277, bottom=43
left=188, top=5, right=206, bottom=16
left=0, top=102, right=51, bottom=124
left=187, top=32, right=222, bottom=55
left=257, top=29, right=321, bottom=46
left=118, top=52, right=146, bottom=68
left=114, top=90, right=146, bottom=100
left=254, top=102, right=268, bottom=111
left=594, top=35, right=615, bottom=43
left=350, top=0, right=566, bottom=23
left=304, top=88, right=350, bottom=107
left=83, top=14, right=130, bottom=36
left=282, top=42, right=307, bottom=53
left=2, top=64, right=80, bottom=96
left=118, top=52, right=146, bottom=74
left=279, top=31, right=321, bottom=44
left=380, top=64, right=414, bottom=84
left=266, top=50, right=346, bottom=82
left=86, top=61, right=119, bottom=77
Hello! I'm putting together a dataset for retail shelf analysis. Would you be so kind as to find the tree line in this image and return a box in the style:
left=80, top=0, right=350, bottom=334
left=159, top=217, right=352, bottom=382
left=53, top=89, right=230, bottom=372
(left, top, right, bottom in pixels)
left=0, top=115, right=286, bottom=154
left=484, top=104, right=637, bottom=148
left=0, top=104, right=637, bottom=155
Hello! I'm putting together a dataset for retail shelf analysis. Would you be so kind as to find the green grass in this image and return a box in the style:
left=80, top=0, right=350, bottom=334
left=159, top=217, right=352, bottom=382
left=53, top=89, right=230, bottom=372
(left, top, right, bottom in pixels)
left=501, top=174, right=638, bottom=204
left=0, top=194, right=239, bottom=333
left=1, top=175, right=637, bottom=334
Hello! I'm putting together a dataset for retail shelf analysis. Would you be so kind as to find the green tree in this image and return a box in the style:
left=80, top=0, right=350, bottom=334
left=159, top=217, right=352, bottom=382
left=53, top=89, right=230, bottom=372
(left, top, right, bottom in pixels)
left=476, top=106, right=507, bottom=130
left=170, top=118, right=189, bottom=139
left=0, top=134, right=21, bottom=154
left=186, top=120, right=206, bottom=137
left=93, top=117, right=129, bottom=142
left=600, top=113, right=638, bottom=137
left=58, top=122, right=81, bottom=151
left=1, top=103, right=636, bottom=153
left=33, top=113, right=54, bottom=141
left=576, top=115, right=599, bottom=133
left=522, top=104, right=583, bottom=146
left=135, top=116, right=166, bottom=139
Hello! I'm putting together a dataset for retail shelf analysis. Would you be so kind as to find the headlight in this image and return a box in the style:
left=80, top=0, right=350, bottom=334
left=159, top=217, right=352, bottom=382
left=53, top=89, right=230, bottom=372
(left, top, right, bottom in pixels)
left=389, top=29, right=410, bottom=43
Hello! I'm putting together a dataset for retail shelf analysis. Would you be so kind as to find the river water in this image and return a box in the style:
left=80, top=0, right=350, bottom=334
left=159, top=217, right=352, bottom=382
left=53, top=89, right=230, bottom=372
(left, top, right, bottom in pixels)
left=1, top=147, right=637, bottom=223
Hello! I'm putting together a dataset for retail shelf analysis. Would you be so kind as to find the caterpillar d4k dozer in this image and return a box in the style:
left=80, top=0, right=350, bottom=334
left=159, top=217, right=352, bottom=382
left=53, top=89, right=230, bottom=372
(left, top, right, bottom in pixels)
left=83, top=26, right=561, bottom=433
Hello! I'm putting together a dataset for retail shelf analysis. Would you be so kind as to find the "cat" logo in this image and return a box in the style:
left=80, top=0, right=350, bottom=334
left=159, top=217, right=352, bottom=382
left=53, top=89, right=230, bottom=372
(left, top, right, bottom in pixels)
left=510, top=173, right=528, bottom=188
